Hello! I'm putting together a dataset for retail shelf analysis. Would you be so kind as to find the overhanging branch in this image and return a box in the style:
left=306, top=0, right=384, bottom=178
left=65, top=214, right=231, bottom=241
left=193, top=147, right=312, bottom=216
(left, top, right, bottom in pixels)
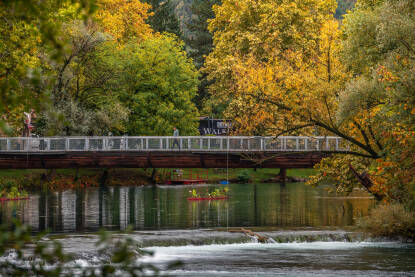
left=242, top=91, right=381, bottom=159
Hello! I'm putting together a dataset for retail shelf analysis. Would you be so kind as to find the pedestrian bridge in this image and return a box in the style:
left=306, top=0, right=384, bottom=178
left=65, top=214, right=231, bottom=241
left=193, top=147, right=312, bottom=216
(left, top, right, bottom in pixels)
left=0, top=136, right=347, bottom=169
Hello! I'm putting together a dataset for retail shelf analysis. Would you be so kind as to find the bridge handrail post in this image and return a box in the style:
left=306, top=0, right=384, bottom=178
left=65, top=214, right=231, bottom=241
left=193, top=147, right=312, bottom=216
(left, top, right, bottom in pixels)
left=188, top=137, right=191, bottom=150
left=146, top=138, right=148, bottom=150
left=65, top=138, right=69, bottom=151
left=180, top=137, right=183, bottom=150
left=260, top=137, right=264, bottom=151
left=247, top=138, right=250, bottom=151
left=326, top=137, right=329, bottom=151
left=220, top=137, right=223, bottom=150
left=85, top=137, right=89, bottom=151
left=124, top=136, right=128, bottom=150
left=6, top=138, right=10, bottom=151
left=296, top=138, right=299, bottom=151
left=208, top=137, right=211, bottom=150
left=305, top=137, right=308, bottom=151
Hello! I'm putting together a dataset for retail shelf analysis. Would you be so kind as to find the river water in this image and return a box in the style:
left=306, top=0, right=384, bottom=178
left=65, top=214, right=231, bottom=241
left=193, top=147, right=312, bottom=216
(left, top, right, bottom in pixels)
left=1, top=182, right=415, bottom=276
left=0, top=183, right=373, bottom=232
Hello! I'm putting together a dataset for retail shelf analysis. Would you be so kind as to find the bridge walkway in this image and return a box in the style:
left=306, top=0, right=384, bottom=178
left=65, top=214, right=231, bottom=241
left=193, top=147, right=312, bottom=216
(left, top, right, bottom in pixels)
left=0, top=136, right=347, bottom=169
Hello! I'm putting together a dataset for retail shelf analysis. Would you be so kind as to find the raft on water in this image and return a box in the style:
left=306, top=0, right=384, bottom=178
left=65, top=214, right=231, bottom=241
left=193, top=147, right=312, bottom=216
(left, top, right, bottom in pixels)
left=0, top=197, right=29, bottom=202
left=187, top=196, right=229, bottom=201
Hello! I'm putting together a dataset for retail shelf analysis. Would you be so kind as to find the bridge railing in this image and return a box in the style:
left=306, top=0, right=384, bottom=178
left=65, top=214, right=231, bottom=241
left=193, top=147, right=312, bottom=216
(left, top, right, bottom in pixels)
left=0, top=136, right=348, bottom=152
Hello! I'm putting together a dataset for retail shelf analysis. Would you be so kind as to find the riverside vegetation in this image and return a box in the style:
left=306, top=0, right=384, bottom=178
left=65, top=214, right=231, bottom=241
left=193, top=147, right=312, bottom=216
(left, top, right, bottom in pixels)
left=1, top=0, right=415, bottom=242
left=0, top=168, right=313, bottom=192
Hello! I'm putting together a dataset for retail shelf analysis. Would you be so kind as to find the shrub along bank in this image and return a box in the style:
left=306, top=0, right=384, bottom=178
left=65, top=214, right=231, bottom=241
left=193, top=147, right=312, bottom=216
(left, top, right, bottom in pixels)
left=358, top=203, right=415, bottom=240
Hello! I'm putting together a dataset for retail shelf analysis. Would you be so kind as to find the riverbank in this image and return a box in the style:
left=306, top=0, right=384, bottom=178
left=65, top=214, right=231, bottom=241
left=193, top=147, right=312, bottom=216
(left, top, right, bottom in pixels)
left=357, top=203, right=415, bottom=240
left=0, top=168, right=315, bottom=190
left=206, top=168, right=314, bottom=183
left=0, top=168, right=152, bottom=192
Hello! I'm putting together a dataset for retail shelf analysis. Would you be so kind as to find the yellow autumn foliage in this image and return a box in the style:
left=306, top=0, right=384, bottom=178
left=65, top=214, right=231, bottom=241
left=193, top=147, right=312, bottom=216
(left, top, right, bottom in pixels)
left=205, top=0, right=346, bottom=136
left=95, top=0, right=154, bottom=43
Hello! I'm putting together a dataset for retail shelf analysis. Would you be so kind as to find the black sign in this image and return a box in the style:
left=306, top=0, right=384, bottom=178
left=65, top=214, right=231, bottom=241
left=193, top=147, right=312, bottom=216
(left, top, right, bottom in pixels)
left=198, top=118, right=232, bottom=135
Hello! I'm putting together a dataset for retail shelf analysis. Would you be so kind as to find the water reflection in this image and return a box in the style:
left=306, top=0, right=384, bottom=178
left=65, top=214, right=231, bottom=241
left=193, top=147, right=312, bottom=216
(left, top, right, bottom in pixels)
left=0, top=183, right=374, bottom=233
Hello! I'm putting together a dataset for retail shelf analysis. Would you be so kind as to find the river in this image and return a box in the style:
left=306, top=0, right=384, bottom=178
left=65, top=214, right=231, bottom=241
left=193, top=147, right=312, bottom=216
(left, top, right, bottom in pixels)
left=1, top=182, right=415, bottom=276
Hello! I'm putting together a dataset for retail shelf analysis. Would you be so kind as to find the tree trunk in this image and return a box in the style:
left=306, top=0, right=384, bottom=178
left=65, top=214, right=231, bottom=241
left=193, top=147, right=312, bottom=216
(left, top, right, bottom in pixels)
left=41, top=169, right=55, bottom=181
left=349, top=164, right=383, bottom=201
left=74, top=168, right=79, bottom=182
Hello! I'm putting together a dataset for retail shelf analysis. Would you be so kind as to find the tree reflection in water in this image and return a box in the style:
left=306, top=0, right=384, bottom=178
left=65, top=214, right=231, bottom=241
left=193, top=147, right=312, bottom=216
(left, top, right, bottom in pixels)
left=0, top=183, right=374, bottom=233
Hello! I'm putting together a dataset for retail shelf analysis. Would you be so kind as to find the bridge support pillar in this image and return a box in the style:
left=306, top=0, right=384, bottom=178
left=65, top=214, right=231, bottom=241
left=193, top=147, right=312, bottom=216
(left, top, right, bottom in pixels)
left=278, top=168, right=287, bottom=182
left=99, top=169, right=109, bottom=187
left=151, top=168, right=157, bottom=185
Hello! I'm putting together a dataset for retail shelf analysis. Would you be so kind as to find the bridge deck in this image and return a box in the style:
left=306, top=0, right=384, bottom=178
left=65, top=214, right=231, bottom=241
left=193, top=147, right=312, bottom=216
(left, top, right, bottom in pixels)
left=0, top=151, right=329, bottom=169
left=0, top=136, right=344, bottom=169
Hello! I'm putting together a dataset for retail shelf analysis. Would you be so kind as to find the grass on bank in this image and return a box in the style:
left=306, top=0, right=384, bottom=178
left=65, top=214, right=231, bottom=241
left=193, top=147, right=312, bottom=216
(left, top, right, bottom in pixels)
left=0, top=168, right=101, bottom=179
left=205, top=168, right=315, bottom=183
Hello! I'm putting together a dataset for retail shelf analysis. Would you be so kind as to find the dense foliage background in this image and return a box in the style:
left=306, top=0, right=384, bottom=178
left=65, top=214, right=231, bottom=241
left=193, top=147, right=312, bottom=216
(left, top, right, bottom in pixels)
left=2, top=0, right=414, bottom=234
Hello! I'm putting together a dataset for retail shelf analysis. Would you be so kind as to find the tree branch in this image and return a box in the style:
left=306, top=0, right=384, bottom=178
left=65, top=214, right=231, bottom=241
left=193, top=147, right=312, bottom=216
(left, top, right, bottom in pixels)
left=272, top=123, right=314, bottom=137
left=311, top=119, right=380, bottom=158
left=324, top=95, right=334, bottom=127
left=54, top=53, right=74, bottom=102
left=400, top=39, right=415, bottom=55
left=245, top=92, right=291, bottom=111
left=349, top=164, right=383, bottom=201
left=244, top=91, right=381, bottom=158
left=368, top=124, right=383, bottom=151
left=353, top=120, right=370, bottom=147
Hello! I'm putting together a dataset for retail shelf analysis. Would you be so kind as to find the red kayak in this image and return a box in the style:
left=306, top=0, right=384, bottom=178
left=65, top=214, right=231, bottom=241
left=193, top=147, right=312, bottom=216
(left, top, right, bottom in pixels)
left=187, top=196, right=229, bottom=201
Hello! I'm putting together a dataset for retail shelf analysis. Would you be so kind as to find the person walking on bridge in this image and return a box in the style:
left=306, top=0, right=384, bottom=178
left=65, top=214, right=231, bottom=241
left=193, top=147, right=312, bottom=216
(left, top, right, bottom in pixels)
left=172, top=127, right=180, bottom=150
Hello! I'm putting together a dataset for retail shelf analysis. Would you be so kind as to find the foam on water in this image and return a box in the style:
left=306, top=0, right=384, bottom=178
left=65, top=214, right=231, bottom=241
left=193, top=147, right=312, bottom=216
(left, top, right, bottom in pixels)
left=142, top=241, right=408, bottom=263
left=161, top=269, right=410, bottom=277
left=138, top=240, right=415, bottom=277
left=73, top=259, right=90, bottom=268
left=2, top=232, right=414, bottom=277
left=162, top=269, right=275, bottom=276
